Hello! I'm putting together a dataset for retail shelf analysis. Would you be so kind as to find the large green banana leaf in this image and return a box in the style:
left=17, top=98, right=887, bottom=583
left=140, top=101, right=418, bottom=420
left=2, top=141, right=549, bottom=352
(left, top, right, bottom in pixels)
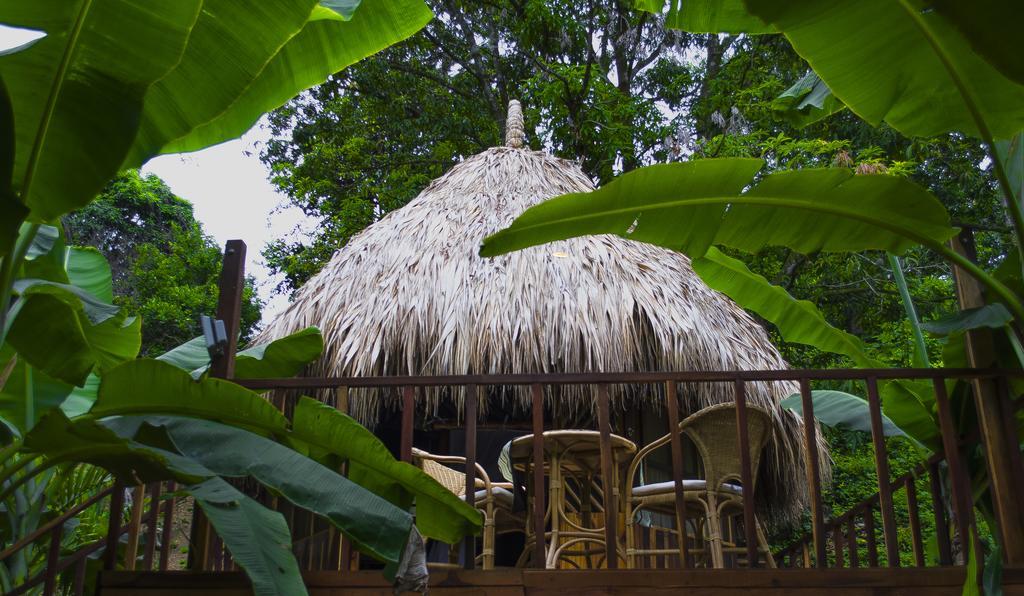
left=633, top=0, right=774, bottom=33
left=64, top=247, right=114, bottom=303
left=637, top=0, right=1024, bottom=139
left=771, top=71, right=846, bottom=128
left=1, top=0, right=432, bottom=223
left=481, top=159, right=957, bottom=260
left=6, top=281, right=140, bottom=385
left=21, top=409, right=211, bottom=483
left=0, top=0, right=203, bottom=221
left=0, top=354, right=80, bottom=435
left=0, top=75, right=24, bottom=256
left=158, top=326, right=324, bottom=380
left=159, top=0, right=434, bottom=155
left=692, top=248, right=876, bottom=367
left=20, top=411, right=307, bottom=595
left=290, top=397, right=482, bottom=544
left=781, top=390, right=907, bottom=437
left=89, top=359, right=289, bottom=435
left=85, top=359, right=481, bottom=543
left=121, top=0, right=320, bottom=166
left=926, top=0, right=1024, bottom=87
left=186, top=478, right=305, bottom=596
left=104, top=415, right=414, bottom=570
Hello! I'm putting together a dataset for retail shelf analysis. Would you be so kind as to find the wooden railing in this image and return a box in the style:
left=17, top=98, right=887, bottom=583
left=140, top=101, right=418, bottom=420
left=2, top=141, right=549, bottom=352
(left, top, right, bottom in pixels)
left=232, top=366, right=1024, bottom=573
left=0, top=481, right=177, bottom=595
left=4, top=367, right=1022, bottom=592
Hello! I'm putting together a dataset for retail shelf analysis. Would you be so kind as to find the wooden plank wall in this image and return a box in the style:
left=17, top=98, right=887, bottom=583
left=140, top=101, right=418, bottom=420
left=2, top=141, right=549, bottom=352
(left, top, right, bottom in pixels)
left=100, top=567, right=1024, bottom=596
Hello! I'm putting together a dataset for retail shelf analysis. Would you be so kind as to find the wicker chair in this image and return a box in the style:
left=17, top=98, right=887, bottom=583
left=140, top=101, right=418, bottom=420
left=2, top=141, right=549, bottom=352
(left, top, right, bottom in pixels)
left=411, top=447, right=521, bottom=569
left=624, top=403, right=776, bottom=569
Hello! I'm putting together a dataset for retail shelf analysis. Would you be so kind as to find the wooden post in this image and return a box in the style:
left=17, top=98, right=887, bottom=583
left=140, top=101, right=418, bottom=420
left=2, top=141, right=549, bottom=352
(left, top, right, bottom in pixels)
left=866, top=377, right=899, bottom=567
left=798, top=378, right=826, bottom=567
left=209, top=239, right=245, bottom=379
left=933, top=378, right=973, bottom=560
left=189, top=240, right=246, bottom=571
left=950, top=232, right=1024, bottom=563
left=928, top=462, right=953, bottom=566
left=123, top=485, right=146, bottom=570
left=596, top=385, right=618, bottom=569
left=864, top=504, right=878, bottom=567
left=906, top=477, right=925, bottom=567
left=400, top=386, right=414, bottom=463
left=43, top=526, right=61, bottom=595
left=104, top=484, right=126, bottom=570
left=733, top=379, right=758, bottom=567
left=159, top=482, right=176, bottom=571
left=335, top=386, right=350, bottom=571
left=664, top=381, right=689, bottom=567
left=143, top=483, right=161, bottom=570
left=846, top=518, right=859, bottom=568
left=463, top=384, right=478, bottom=569
left=531, top=384, right=546, bottom=569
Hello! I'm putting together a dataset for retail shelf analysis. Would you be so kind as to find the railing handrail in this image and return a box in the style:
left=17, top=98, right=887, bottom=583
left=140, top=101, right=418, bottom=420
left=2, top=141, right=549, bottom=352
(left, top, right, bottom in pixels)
left=237, top=366, right=1024, bottom=390
left=0, top=485, right=115, bottom=561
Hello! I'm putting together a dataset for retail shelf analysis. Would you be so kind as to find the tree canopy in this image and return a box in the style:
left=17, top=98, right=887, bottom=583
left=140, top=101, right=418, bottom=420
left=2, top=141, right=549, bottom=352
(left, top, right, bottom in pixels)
left=261, top=0, right=1007, bottom=371
left=65, top=170, right=262, bottom=356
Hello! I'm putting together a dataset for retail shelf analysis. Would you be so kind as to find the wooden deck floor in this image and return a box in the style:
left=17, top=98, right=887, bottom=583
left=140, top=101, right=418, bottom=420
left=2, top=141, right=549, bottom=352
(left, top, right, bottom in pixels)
left=100, top=566, right=1024, bottom=595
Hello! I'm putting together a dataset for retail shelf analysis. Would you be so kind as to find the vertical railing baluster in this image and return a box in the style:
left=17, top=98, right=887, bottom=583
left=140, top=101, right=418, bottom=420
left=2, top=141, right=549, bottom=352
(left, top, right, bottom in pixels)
left=933, top=377, right=973, bottom=563
left=335, top=386, right=350, bottom=572
left=798, top=378, right=826, bottom=567
left=72, top=557, right=87, bottom=595
left=928, top=461, right=953, bottom=566
left=905, top=476, right=925, bottom=567
left=832, top=526, right=844, bottom=568
left=664, top=381, right=689, bottom=568
left=596, top=384, right=618, bottom=569
left=400, top=385, right=414, bottom=462
left=124, top=484, right=146, bottom=570
left=847, top=518, right=859, bottom=568
left=733, top=379, right=758, bottom=567
left=531, top=383, right=546, bottom=569
left=159, top=482, right=176, bottom=571
left=143, top=482, right=161, bottom=570
left=864, top=504, right=878, bottom=567
left=866, top=376, right=899, bottom=567
left=104, top=484, right=125, bottom=570
left=995, top=375, right=1024, bottom=555
left=42, top=526, right=61, bottom=596
left=463, top=384, right=478, bottom=570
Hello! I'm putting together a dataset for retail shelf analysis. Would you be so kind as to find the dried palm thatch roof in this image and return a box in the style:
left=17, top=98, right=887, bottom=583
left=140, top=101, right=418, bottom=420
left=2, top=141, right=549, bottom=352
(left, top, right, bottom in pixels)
left=257, top=101, right=828, bottom=525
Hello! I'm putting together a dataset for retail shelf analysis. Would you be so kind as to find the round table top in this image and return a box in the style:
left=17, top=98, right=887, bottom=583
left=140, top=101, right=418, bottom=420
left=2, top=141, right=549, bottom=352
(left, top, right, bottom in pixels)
left=508, top=430, right=637, bottom=472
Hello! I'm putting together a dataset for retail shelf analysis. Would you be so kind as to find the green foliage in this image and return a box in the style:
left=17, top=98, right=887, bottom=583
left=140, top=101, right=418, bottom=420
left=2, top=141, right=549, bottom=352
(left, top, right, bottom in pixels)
left=0, top=0, right=202, bottom=221
left=261, top=0, right=691, bottom=290
left=661, top=0, right=1024, bottom=139
left=780, top=390, right=906, bottom=437
left=65, top=170, right=262, bottom=356
left=186, top=477, right=303, bottom=596
left=0, top=2, right=436, bottom=591
left=158, top=326, right=324, bottom=380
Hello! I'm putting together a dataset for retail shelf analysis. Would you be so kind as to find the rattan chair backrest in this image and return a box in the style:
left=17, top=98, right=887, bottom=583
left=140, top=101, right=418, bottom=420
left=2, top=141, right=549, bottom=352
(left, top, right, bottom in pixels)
left=682, top=403, right=771, bottom=494
left=412, top=448, right=467, bottom=497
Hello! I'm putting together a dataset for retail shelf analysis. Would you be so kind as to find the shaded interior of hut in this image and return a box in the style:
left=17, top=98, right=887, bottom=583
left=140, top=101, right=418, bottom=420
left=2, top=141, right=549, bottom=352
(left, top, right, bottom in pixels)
left=255, top=101, right=815, bottom=571
left=357, top=389, right=716, bottom=568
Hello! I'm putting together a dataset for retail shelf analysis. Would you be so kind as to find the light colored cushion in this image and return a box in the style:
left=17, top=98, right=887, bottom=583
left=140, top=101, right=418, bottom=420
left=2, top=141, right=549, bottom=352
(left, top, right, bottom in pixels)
left=631, top=480, right=743, bottom=497
left=462, top=486, right=515, bottom=508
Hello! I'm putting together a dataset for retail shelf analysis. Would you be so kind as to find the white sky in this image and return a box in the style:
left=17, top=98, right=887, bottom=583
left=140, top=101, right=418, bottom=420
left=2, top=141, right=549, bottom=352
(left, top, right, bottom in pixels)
left=142, top=123, right=315, bottom=327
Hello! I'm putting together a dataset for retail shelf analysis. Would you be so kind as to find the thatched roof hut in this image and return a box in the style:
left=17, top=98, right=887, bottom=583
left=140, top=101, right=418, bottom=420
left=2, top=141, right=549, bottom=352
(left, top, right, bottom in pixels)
left=258, top=101, right=826, bottom=526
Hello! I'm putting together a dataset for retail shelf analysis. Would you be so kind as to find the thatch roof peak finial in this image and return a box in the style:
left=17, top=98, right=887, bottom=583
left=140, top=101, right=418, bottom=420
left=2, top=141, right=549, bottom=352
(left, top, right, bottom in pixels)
left=505, top=99, right=525, bottom=148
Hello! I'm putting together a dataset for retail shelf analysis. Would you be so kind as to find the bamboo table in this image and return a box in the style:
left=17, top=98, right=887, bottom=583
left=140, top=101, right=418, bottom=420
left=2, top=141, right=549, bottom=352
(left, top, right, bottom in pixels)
left=509, top=430, right=636, bottom=569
